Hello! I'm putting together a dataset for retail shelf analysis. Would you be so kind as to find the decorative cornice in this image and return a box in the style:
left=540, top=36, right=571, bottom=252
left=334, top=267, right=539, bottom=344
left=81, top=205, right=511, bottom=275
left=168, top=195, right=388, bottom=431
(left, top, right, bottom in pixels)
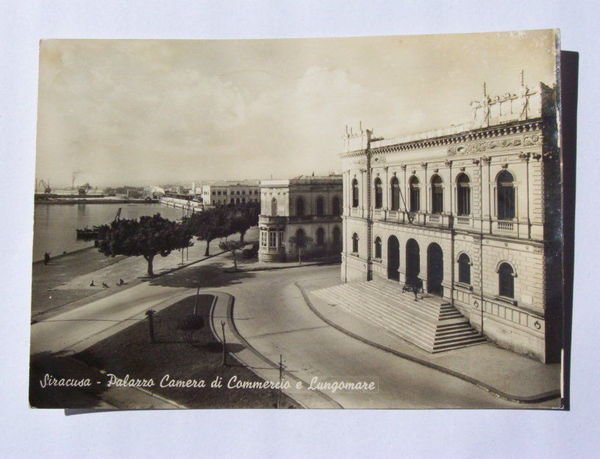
left=341, top=118, right=543, bottom=158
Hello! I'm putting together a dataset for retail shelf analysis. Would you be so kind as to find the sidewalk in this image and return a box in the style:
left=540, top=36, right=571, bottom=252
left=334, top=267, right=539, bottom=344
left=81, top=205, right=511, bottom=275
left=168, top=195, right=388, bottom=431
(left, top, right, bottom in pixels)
left=297, top=278, right=561, bottom=404
left=32, top=233, right=250, bottom=320
left=226, top=255, right=340, bottom=273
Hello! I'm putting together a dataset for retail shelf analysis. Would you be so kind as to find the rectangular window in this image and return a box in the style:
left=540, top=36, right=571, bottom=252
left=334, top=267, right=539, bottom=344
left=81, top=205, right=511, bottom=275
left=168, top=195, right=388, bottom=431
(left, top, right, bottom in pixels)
left=260, top=231, right=267, bottom=247
left=457, top=186, right=470, bottom=216
left=269, top=231, right=276, bottom=248
left=432, top=188, right=443, bottom=214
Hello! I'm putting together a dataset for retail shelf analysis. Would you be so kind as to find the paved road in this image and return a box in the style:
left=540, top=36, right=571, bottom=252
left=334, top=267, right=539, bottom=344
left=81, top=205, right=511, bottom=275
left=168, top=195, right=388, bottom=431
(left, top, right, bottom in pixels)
left=220, top=264, right=540, bottom=408
left=31, top=253, right=549, bottom=408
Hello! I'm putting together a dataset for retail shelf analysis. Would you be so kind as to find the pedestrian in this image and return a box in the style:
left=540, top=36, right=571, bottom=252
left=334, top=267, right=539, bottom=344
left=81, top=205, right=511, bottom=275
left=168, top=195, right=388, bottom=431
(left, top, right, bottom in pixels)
left=44, top=252, right=50, bottom=265
left=102, top=282, right=109, bottom=288
left=90, top=280, right=95, bottom=287
left=412, top=276, right=421, bottom=301
left=118, top=278, right=125, bottom=286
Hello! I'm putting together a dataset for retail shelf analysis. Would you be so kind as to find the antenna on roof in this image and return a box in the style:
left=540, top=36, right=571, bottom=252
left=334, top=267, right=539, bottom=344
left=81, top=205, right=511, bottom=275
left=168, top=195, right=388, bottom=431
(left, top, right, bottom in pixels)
left=520, top=69, right=525, bottom=87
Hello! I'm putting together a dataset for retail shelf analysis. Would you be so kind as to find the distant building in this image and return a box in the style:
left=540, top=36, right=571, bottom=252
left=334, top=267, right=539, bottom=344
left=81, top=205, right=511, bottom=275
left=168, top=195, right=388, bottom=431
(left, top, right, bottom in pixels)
left=258, top=175, right=343, bottom=262
left=200, top=181, right=260, bottom=206
left=340, top=82, right=563, bottom=363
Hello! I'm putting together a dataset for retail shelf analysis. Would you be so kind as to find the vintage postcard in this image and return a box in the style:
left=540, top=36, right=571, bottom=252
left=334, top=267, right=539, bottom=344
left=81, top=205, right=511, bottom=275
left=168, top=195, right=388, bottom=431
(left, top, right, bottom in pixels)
left=30, top=30, right=570, bottom=409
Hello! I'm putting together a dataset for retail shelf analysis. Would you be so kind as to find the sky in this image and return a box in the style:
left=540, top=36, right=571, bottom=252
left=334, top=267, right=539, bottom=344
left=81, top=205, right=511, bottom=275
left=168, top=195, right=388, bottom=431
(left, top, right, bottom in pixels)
left=35, top=30, right=558, bottom=188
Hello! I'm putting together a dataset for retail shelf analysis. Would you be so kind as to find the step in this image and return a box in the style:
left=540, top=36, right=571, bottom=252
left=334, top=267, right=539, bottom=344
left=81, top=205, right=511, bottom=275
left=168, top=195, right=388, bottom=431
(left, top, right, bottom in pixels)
left=326, top=288, right=440, bottom=331
left=313, top=281, right=487, bottom=354
left=433, top=337, right=487, bottom=352
left=435, top=328, right=476, bottom=338
left=435, top=332, right=483, bottom=345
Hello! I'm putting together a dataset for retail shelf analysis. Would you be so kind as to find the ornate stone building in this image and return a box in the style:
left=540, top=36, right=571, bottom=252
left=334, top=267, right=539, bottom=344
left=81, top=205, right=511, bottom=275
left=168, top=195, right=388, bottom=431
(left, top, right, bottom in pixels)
left=258, top=176, right=343, bottom=262
left=340, top=82, right=563, bottom=363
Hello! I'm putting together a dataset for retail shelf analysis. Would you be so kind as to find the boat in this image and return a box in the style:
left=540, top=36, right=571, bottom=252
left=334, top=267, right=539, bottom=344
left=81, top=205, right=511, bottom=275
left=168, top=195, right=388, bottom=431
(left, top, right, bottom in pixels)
left=76, top=227, right=100, bottom=240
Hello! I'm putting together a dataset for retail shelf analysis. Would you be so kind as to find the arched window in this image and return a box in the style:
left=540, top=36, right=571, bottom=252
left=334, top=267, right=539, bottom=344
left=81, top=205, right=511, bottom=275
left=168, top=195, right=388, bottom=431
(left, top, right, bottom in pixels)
left=431, top=175, right=443, bottom=214
left=374, top=178, right=383, bottom=209
left=295, top=228, right=307, bottom=248
left=498, top=262, right=515, bottom=298
left=332, top=226, right=341, bottom=248
left=497, top=171, right=515, bottom=220
left=316, top=227, right=325, bottom=246
left=456, top=173, right=471, bottom=216
left=352, top=233, right=359, bottom=253
left=271, top=197, right=277, bottom=216
left=409, top=176, right=420, bottom=212
left=458, top=253, right=471, bottom=285
left=390, top=176, right=400, bottom=211
left=332, top=196, right=341, bottom=215
left=316, top=196, right=325, bottom=217
left=296, top=197, right=305, bottom=216
left=236, top=198, right=240, bottom=204
left=374, top=237, right=382, bottom=259
left=352, top=179, right=359, bottom=208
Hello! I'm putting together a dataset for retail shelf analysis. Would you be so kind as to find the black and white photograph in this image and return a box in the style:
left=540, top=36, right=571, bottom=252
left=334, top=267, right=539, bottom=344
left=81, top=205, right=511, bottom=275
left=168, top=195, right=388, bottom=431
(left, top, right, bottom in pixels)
left=28, top=29, right=573, bottom=411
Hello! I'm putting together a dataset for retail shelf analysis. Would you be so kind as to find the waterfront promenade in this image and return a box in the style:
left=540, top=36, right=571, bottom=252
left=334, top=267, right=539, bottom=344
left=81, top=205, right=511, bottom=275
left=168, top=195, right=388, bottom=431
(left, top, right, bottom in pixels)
left=31, top=229, right=256, bottom=321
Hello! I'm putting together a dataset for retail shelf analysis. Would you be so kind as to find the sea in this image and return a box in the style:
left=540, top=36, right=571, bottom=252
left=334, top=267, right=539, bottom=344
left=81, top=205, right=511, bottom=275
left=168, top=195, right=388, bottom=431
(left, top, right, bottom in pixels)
left=32, top=203, right=186, bottom=262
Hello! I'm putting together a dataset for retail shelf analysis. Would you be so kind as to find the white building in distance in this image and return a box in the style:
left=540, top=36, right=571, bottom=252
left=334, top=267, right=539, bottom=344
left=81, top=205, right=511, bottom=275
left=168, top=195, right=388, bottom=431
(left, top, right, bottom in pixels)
left=200, top=181, right=260, bottom=206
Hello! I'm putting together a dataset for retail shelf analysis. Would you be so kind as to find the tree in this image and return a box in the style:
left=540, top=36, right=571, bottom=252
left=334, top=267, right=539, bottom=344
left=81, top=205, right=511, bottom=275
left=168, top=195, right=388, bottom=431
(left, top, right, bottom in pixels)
left=219, top=240, right=246, bottom=271
left=226, top=202, right=260, bottom=242
left=288, top=234, right=313, bottom=264
left=95, top=213, right=192, bottom=277
left=188, top=208, right=230, bottom=256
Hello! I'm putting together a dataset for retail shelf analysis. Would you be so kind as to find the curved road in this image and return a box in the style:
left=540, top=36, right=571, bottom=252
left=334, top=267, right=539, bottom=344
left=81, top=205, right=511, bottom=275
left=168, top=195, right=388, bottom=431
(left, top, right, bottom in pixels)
left=31, top=252, right=554, bottom=408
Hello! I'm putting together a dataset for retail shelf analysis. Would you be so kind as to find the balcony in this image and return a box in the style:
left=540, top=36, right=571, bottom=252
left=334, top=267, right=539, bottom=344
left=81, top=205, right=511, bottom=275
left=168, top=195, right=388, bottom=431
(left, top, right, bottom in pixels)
left=258, top=215, right=287, bottom=226
left=497, top=220, right=515, bottom=231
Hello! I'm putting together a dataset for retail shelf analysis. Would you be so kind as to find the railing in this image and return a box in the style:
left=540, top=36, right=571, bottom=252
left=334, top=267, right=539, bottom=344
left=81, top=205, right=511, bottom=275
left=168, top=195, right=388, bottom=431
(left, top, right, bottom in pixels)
left=258, top=215, right=286, bottom=225
left=497, top=220, right=514, bottom=231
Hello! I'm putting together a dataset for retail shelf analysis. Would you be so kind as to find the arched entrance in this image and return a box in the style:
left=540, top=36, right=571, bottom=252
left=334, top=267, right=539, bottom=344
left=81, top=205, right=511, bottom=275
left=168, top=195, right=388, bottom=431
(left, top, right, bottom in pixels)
left=405, top=239, right=420, bottom=286
left=387, top=236, right=400, bottom=281
left=427, top=243, right=443, bottom=296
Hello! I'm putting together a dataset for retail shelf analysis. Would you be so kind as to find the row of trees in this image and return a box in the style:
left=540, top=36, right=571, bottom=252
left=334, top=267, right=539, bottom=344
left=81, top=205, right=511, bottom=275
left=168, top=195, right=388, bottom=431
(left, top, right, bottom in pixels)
left=95, top=203, right=260, bottom=276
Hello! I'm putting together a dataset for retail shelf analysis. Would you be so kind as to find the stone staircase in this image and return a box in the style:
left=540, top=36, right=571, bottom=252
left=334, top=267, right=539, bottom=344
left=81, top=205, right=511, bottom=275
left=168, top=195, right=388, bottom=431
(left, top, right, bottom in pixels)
left=312, top=279, right=486, bottom=353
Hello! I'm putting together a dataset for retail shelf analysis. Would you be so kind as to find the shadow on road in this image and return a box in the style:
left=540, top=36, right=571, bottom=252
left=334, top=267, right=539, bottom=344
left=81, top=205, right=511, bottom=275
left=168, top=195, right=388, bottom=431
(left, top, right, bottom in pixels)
left=147, top=261, right=256, bottom=289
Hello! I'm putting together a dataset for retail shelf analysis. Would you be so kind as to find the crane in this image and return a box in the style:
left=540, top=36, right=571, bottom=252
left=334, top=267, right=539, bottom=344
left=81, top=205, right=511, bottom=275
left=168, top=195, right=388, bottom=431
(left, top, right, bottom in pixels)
left=38, top=179, right=51, bottom=194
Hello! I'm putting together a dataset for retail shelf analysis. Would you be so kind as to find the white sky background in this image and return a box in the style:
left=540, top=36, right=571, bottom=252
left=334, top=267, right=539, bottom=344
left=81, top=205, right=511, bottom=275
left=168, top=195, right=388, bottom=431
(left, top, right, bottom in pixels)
left=36, top=30, right=557, bottom=188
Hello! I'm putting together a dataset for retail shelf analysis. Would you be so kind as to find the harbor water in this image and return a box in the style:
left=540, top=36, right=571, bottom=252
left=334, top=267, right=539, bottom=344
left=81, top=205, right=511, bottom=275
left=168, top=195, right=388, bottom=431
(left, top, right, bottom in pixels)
left=33, top=203, right=187, bottom=262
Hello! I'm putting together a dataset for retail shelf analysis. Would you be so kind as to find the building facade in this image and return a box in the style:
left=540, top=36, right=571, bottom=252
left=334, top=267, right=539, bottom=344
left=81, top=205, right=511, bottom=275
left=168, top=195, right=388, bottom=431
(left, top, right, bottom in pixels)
left=200, top=181, right=260, bottom=206
left=258, top=176, right=343, bottom=262
left=340, top=82, right=563, bottom=363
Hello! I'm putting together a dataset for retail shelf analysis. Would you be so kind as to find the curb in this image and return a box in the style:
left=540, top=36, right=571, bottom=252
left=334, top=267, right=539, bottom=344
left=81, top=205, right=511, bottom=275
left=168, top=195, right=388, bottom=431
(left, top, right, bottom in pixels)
left=216, top=293, right=343, bottom=409
left=141, top=250, right=227, bottom=279
left=33, top=245, right=98, bottom=264
left=295, top=282, right=561, bottom=405
left=226, top=260, right=339, bottom=273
